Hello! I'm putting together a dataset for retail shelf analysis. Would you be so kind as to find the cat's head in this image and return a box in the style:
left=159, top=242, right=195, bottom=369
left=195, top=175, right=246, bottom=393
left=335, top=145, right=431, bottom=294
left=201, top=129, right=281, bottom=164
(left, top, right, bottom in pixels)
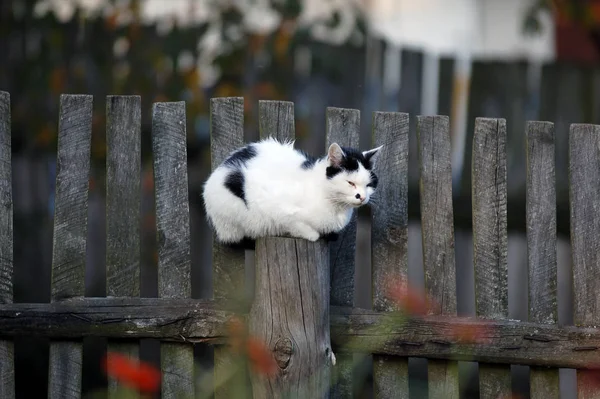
left=324, top=143, right=382, bottom=207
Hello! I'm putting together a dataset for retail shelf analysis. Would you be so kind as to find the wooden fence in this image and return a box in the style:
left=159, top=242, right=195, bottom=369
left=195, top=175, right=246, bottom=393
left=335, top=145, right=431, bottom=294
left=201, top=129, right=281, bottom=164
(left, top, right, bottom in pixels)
left=1, top=90, right=600, bottom=398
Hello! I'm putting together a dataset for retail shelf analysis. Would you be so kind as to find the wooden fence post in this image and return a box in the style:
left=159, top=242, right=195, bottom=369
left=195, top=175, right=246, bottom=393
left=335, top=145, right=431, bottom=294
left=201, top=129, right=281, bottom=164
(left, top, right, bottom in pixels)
left=371, top=111, right=410, bottom=399
left=48, top=94, right=93, bottom=399
left=152, top=101, right=194, bottom=398
left=569, top=123, right=600, bottom=399
left=105, top=95, right=142, bottom=397
left=0, top=91, right=14, bottom=399
left=526, top=121, right=559, bottom=399
left=209, top=97, right=247, bottom=398
left=472, top=118, right=510, bottom=398
left=326, top=107, right=360, bottom=399
left=249, top=237, right=332, bottom=398
left=417, top=115, right=459, bottom=399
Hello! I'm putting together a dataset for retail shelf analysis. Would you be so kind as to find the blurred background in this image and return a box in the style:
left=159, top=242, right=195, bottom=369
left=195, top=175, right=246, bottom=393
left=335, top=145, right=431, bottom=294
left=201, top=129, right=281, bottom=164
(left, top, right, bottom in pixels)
left=1, top=0, right=598, bottom=397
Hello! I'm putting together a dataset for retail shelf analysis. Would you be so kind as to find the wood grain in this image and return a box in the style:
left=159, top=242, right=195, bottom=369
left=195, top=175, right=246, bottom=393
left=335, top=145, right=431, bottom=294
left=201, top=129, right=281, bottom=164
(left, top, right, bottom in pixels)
left=371, top=111, right=410, bottom=399
left=249, top=237, right=332, bottom=398
left=258, top=100, right=294, bottom=142
left=106, top=95, right=141, bottom=397
left=210, top=97, right=246, bottom=398
left=326, top=107, right=360, bottom=398
left=569, top=123, right=600, bottom=399
left=526, top=121, right=559, bottom=399
left=152, top=102, right=194, bottom=398
left=0, top=91, right=14, bottom=399
left=417, top=115, right=459, bottom=399
left=48, top=94, right=93, bottom=399
left=472, top=117, right=511, bottom=398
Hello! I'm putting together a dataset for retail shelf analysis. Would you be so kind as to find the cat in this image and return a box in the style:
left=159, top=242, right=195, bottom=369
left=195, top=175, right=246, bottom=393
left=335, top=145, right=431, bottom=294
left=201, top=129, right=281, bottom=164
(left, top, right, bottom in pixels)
left=202, top=137, right=382, bottom=247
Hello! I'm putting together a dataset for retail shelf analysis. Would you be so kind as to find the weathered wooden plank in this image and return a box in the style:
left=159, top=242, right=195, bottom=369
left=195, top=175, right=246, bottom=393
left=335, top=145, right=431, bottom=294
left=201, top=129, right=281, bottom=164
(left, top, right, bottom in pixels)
left=210, top=97, right=246, bottom=399
left=5, top=301, right=600, bottom=369
left=152, top=102, right=194, bottom=398
left=0, top=92, right=12, bottom=307
left=106, top=95, right=141, bottom=296
left=0, top=298, right=232, bottom=341
left=472, top=117, right=511, bottom=398
left=371, top=111, right=410, bottom=399
left=325, top=107, right=360, bottom=399
left=417, top=115, right=459, bottom=399
left=526, top=121, right=559, bottom=399
left=209, top=97, right=245, bottom=301
left=569, top=123, right=600, bottom=399
left=0, top=91, right=14, bottom=399
left=106, top=95, right=141, bottom=397
left=48, top=94, right=93, bottom=399
left=258, top=100, right=294, bottom=142
left=249, top=237, right=332, bottom=397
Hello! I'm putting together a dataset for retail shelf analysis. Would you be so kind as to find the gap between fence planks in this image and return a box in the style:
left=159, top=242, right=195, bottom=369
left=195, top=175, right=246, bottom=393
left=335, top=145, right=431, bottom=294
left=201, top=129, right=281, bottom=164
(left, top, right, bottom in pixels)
left=106, top=96, right=142, bottom=398
left=472, top=117, right=511, bottom=398
left=48, top=94, right=93, bottom=399
left=326, top=107, right=360, bottom=399
left=152, top=102, right=194, bottom=398
left=526, top=121, right=559, bottom=399
left=371, top=111, right=410, bottom=399
left=570, top=123, right=600, bottom=399
left=417, top=115, right=459, bottom=399
left=0, top=91, right=14, bottom=399
left=210, top=97, right=247, bottom=398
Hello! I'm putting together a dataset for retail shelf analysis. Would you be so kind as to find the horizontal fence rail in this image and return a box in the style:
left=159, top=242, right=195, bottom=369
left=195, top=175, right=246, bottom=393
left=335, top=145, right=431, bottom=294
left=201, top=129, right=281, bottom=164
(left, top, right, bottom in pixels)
left=0, top=90, right=599, bottom=398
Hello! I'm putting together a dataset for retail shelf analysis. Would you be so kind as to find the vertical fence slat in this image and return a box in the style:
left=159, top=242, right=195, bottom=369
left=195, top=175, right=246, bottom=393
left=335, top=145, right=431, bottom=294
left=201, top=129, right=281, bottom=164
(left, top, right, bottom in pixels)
left=371, top=111, right=410, bottom=399
left=210, top=97, right=246, bottom=398
left=152, top=102, right=194, bottom=398
left=106, top=95, right=141, bottom=396
left=472, top=117, right=511, bottom=398
left=259, top=100, right=294, bottom=142
left=0, top=91, right=14, bottom=399
left=48, top=94, right=93, bottom=399
left=526, top=121, right=559, bottom=399
left=569, top=123, right=600, bottom=399
left=326, top=107, right=360, bottom=398
left=417, top=115, right=459, bottom=399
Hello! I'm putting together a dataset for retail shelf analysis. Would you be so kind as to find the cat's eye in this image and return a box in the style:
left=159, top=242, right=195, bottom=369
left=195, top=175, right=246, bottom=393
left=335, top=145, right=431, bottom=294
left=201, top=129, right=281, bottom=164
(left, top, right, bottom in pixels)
left=347, top=181, right=356, bottom=187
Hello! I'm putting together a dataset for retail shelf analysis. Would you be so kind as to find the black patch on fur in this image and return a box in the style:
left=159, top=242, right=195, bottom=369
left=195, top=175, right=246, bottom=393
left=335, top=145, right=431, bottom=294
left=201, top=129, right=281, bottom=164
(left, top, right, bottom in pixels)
left=367, top=171, right=379, bottom=188
left=224, top=170, right=246, bottom=204
left=299, top=149, right=319, bottom=169
left=224, top=145, right=257, bottom=168
left=326, top=146, right=373, bottom=179
left=320, top=232, right=339, bottom=242
left=341, top=146, right=373, bottom=170
left=224, top=237, right=255, bottom=250
left=326, top=166, right=342, bottom=178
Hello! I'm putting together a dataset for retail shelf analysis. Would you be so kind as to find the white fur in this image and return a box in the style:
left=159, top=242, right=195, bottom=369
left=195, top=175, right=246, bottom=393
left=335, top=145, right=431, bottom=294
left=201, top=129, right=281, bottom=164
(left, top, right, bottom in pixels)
left=202, top=137, right=380, bottom=243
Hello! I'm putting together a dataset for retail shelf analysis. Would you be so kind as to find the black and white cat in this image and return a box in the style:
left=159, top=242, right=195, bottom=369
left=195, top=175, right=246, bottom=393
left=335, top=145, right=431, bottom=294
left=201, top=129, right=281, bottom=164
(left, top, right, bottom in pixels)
left=203, top=137, right=381, bottom=246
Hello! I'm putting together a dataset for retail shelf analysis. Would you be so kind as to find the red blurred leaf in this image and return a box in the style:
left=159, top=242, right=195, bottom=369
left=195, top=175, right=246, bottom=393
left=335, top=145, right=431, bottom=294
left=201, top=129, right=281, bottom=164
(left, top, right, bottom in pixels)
left=447, top=320, right=494, bottom=344
left=245, top=337, right=278, bottom=377
left=384, top=276, right=436, bottom=316
left=103, top=352, right=161, bottom=393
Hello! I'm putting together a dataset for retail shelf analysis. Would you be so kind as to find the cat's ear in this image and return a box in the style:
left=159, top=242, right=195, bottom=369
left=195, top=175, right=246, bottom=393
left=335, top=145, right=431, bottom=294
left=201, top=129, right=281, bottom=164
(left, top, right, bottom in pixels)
left=327, top=143, right=345, bottom=167
left=363, top=145, right=383, bottom=166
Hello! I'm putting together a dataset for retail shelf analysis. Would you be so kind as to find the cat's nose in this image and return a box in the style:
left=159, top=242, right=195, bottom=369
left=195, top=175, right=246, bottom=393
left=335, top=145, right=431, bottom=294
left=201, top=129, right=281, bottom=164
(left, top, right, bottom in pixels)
left=355, top=193, right=364, bottom=202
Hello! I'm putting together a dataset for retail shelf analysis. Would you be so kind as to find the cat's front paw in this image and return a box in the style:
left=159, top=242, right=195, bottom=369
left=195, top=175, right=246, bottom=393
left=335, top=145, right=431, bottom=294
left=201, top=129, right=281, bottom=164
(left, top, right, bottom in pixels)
left=303, top=231, right=320, bottom=242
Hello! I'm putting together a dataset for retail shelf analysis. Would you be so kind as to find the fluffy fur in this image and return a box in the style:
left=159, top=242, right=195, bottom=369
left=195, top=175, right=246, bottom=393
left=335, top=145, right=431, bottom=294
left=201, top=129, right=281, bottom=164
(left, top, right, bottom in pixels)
left=202, top=137, right=381, bottom=246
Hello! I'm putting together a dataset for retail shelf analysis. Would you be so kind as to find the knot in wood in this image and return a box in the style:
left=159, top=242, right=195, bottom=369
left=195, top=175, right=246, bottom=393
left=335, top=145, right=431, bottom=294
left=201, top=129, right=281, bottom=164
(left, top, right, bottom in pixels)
left=385, top=227, right=403, bottom=244
left=273, top=338, right=293, bottom=369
